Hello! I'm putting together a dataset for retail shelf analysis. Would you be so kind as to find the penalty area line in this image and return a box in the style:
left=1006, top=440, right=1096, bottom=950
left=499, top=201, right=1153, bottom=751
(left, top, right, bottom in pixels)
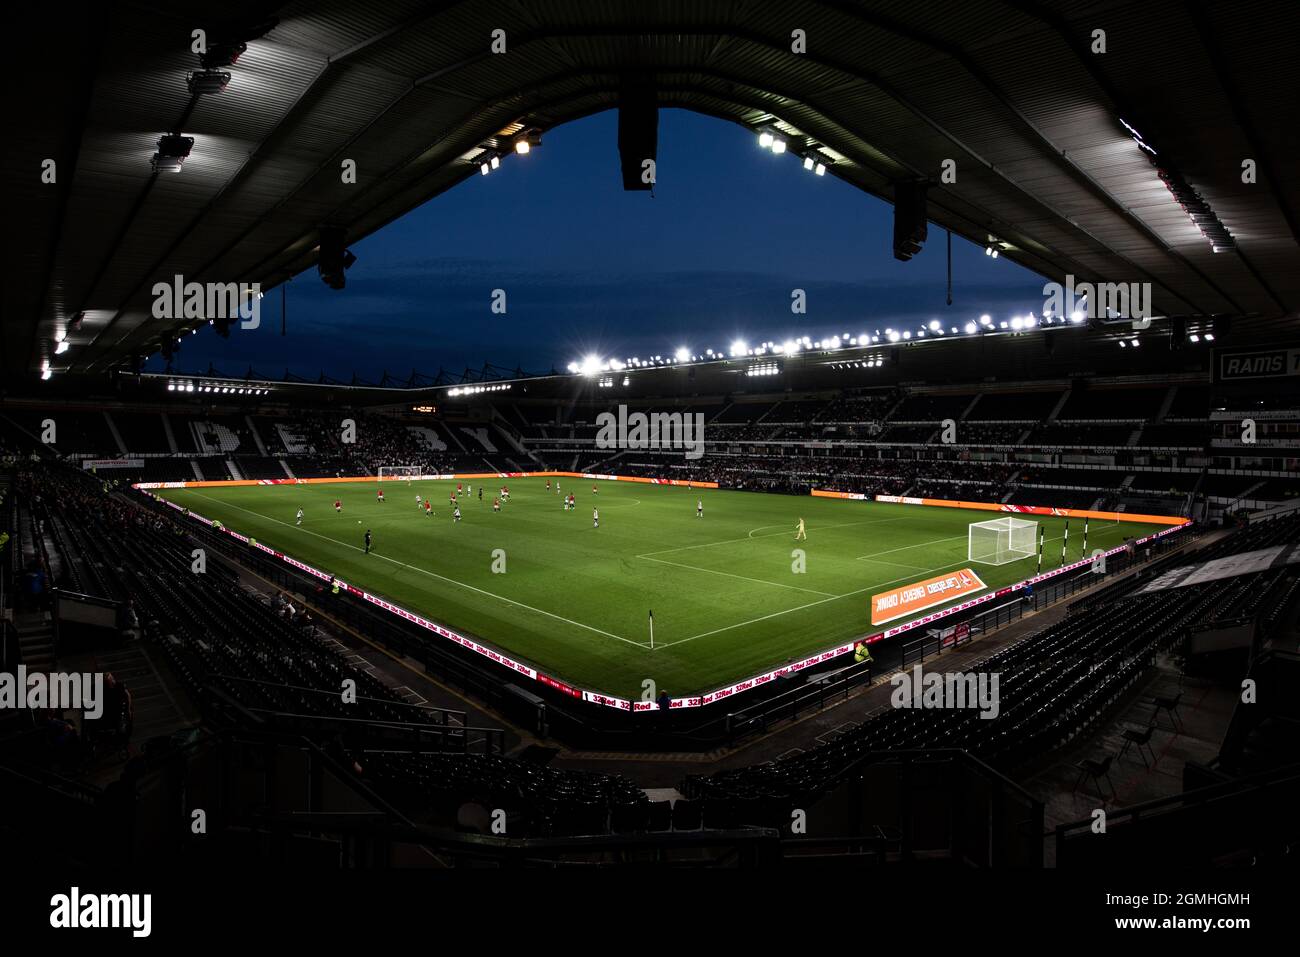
left=642, top=515, right=910, bottom=560
left=654, top=559, right=973, bottom=649
left=636, top=554, right=838, bottom=598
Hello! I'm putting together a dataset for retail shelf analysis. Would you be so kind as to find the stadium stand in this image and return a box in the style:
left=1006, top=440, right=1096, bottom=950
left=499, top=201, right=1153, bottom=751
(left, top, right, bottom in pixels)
left=683, top=517, right=1299, bottom=815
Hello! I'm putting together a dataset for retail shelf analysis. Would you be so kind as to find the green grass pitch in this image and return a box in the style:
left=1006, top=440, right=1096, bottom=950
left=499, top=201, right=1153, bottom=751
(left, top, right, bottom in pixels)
left=153, top=479, right=1165, bottom=699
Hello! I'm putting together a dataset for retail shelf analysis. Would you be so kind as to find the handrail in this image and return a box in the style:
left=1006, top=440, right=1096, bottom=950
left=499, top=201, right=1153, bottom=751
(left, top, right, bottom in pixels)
left=210, top=672, right=468, bottom=724
left=50, top=587, right=120, bottom=607
left=241, top=707, right=506, bottom=755
left=1056, top=761, right=1300, bottom=841
left=1245, top=497, right=1300, bottom=522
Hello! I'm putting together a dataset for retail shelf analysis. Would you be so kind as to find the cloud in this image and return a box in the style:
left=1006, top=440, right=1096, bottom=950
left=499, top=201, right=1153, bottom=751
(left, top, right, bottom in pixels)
left=170, top=259, right=1046, bottom=378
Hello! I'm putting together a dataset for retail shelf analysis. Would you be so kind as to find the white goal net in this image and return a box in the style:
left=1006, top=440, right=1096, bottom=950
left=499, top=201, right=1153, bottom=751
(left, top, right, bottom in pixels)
left=968, top=517, right=1037, bottom=566
left=377, top=465, right=421, bottom=483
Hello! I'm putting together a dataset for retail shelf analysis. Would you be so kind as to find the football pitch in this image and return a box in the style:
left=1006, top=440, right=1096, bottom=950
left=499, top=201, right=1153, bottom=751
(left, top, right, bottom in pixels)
left=153, top=478, right=1167, bottom=699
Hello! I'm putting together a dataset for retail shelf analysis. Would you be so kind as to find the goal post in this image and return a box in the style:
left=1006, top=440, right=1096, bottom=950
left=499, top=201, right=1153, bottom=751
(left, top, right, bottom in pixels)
left=377, top=465, right=422, bottom=483
left=968, top=517, right=1037, bottom=566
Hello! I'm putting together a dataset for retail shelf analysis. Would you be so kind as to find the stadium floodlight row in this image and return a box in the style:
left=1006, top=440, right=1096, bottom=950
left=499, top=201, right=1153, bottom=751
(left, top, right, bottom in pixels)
left=135, top=469, right=1189, bottom=711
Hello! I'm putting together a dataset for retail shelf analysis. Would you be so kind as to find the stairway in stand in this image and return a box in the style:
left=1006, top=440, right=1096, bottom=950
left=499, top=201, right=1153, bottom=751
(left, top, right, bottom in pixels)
left=14, top=611, right=55, bottom=672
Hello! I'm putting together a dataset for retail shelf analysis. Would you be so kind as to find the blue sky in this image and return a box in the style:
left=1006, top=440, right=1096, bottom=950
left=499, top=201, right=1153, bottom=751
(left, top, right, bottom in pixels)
left=162, top=109, right=1048, bottom=380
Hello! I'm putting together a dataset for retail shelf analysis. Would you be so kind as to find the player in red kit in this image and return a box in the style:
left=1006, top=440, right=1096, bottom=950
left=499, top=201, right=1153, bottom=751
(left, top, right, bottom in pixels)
left=334, top=499, right=342, bottom=513
left=377, top=489, right=385, bottom=502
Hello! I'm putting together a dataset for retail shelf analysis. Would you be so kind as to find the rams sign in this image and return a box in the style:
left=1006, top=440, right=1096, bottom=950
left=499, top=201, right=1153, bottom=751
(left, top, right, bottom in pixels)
left=1215, top=346, right=1300, bottom=383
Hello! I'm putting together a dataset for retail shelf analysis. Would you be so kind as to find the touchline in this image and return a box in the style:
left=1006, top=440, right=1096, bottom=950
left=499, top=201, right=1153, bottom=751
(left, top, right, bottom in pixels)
left=0, top=666, right=103, bottom=718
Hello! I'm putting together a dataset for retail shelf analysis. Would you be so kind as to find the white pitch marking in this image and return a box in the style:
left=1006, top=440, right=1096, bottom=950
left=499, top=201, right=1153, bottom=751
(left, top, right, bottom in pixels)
left=663, top=522, right=1136, bottom=649
left=854, top=533, right=967, bottom=562
left=654, top=559, right=973, bottom=649
left=638, top=555, right=838, bottom=597
left=185, top=491, right=649, bottom=649
left=640, top=516, right=910, bottom=560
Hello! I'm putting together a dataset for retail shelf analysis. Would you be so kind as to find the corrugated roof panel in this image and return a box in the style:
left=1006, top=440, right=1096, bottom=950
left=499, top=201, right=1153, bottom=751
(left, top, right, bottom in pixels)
left=14, top=0, right=1298, bottom=377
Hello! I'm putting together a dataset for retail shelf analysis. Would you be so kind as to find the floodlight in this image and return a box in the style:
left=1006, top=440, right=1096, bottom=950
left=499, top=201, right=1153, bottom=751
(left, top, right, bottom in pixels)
left=151, top=134, right=194, bottom=173
left=187, top=70, right=231, bottom=95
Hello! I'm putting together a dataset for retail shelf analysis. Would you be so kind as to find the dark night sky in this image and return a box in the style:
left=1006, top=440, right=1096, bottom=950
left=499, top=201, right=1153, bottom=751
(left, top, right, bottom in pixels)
left=156, top=109, right=1049, bottom=381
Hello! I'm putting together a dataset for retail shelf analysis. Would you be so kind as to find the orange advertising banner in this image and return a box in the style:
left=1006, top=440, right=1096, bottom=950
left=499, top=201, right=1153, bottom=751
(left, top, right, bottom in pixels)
left=811, top=489, right=1190, bottom=527
left=870, top=567, right=988, bottom=625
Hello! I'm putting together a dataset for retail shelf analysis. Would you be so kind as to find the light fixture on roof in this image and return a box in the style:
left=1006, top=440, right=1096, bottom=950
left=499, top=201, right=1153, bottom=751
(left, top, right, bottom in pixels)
left=187, top=70, right=231, bottom=95
left=514, top=130, right=542, bottom=154
left=199, top=39, right=247, bottom=69
left=151, top=134, right=194, bottom=173
left=756, top=126, right=786, bottom=154
left=478, top=149, right=501, bottom=175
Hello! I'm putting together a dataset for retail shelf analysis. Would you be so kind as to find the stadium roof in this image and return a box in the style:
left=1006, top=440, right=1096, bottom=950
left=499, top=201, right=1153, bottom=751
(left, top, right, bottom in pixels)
left=9, top=0, right=1300, bottom=383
